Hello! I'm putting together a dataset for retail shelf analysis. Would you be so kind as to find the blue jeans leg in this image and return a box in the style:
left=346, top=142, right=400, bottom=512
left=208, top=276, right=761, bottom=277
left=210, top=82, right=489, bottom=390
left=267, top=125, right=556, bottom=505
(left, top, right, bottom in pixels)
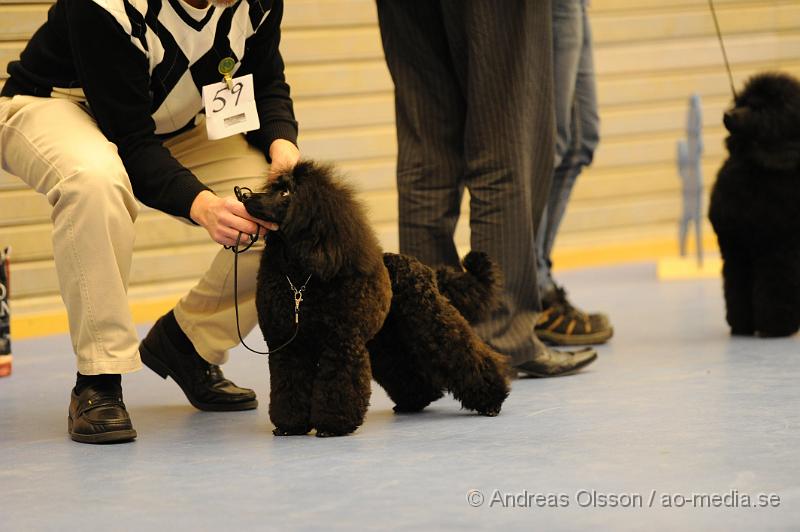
left=537, top=0, right=599, bottom=294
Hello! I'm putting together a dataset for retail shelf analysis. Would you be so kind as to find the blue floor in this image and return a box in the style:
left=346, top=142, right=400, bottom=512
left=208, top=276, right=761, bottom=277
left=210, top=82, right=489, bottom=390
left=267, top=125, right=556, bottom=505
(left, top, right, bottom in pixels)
left=1, top=263, right=798, bottom=531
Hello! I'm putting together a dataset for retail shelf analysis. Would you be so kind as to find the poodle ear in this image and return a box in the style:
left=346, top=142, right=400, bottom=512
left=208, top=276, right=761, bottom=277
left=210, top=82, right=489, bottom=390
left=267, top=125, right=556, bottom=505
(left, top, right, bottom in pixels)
left=286, top=161, right=349, bottom=280
left=283, top=162, right=376, bottom=281
left=300, top=195, right=376, bottom=281
left=304, top=236, right=347, bottom=281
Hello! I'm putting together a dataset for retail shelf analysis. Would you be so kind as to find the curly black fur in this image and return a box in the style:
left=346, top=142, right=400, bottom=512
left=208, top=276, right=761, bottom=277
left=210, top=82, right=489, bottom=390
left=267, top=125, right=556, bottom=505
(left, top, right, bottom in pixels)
left=709, top=72, right=800, bottom=337
left=245, top=161, right=510, bottom=437
left=369, top=254, right=510, bottom=415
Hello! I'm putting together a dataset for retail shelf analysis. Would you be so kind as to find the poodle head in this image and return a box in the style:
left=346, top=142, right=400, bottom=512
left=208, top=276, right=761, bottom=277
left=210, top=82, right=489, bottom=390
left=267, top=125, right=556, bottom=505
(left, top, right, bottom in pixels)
left=724, top=72, right=800, bottom=169
left=243, top=160, right=381, bottom=280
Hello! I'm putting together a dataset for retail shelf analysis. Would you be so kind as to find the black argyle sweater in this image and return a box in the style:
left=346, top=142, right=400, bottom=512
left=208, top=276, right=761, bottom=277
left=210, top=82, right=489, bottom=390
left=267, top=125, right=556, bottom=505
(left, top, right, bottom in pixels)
left=2, top=0, right=297, bottom=218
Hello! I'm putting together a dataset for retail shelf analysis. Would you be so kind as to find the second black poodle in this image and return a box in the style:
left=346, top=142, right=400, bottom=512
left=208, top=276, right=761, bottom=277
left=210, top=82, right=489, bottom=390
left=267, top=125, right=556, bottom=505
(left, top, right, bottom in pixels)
left=709, top=72, right=800, bottom=337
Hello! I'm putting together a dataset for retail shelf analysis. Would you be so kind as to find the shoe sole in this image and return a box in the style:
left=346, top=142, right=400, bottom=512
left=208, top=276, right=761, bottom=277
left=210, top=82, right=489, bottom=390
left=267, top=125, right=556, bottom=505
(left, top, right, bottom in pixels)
left=516, top=350, right=599, bottom=378
left=68, top=417, right=137, bottom=444
left=140, top=344, right=258, bottom=412
left=535, top=327, right=614, bottom=346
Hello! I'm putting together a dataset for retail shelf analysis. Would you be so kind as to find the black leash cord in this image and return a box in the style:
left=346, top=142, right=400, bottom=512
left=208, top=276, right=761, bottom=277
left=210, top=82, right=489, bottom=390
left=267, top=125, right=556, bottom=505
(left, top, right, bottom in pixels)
left=233, top=231, right=302, bottom=355
left=228, top=230, right=310, bottom=356
left=708, top=0, right=737, bottom=99
left=223, top=185, right=311, bottom=355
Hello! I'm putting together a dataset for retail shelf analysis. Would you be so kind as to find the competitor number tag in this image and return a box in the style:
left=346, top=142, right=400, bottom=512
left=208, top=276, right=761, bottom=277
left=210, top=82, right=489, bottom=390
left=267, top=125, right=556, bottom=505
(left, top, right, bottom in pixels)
left=202, top=73, right=260, bottom=140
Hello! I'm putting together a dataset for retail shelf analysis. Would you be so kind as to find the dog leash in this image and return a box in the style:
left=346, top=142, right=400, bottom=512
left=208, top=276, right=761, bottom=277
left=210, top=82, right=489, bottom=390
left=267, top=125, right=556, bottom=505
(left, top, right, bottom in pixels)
left=708, top=0, right=737, bottom=99
left=225, top=186, right=311, bottom=356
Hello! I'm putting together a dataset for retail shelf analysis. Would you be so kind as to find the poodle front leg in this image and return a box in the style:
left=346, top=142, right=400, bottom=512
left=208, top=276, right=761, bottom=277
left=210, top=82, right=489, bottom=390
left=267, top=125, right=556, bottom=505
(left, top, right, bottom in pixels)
left=310, top=340, right=372, bottom=437
left=720, top=244, right=755, bottom=336
left=269, top=350, right=317, bottom=436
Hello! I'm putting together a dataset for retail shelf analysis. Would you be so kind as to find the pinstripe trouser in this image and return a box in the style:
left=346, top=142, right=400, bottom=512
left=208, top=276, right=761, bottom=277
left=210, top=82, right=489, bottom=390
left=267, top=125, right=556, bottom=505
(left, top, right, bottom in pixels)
left=377, top=0, right=555, bottom=366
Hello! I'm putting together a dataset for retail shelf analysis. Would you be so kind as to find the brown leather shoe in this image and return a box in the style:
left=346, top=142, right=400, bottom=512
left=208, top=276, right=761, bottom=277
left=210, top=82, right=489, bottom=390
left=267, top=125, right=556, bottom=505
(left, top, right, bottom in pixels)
left=140, top=313, right=258, bottom=411
left=68, top=384, right=137, bottom=444
left=514, top=344, right=598, bottom=378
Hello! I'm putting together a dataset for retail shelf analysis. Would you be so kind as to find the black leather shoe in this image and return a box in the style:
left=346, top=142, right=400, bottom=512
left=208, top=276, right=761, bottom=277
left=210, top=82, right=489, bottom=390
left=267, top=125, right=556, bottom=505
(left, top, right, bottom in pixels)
left=140, top=314, right=258, bottom=411
left=515, top=345, right=598, bottom=377
left=68, top=384, right=137, bottom=444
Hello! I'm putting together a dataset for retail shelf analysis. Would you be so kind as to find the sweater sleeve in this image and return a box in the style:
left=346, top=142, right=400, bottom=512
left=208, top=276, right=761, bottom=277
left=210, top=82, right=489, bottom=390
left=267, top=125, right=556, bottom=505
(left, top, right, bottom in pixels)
left=239, top=0, right=298, bottom=160
left=65, top=0, right=210, bottom=219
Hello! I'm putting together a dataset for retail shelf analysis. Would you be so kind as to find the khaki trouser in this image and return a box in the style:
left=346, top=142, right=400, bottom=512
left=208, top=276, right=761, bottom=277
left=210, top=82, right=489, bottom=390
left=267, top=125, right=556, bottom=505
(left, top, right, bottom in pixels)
left=0, top=95, right=267, bottom=374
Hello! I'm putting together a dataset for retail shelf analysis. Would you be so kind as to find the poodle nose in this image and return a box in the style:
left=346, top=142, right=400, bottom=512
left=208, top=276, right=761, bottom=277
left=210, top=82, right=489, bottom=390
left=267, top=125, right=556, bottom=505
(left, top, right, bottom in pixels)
left=723, top=107, right=747, bottom=131
left=723, top=110, right=735, bottom=130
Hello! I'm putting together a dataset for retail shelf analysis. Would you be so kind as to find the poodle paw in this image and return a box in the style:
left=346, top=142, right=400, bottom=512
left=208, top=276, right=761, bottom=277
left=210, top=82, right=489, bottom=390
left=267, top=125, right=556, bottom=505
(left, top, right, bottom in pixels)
left=478, top=407, right=501, bottom=417
left=756, top=326, right=800, bottom=338
left=730, top=326, right=755, bottom=336
left=272, top=427, right=311, bottom=436
left=315, top=430, right=350, bottom=438
left=393, top=404, right=427, bottom=414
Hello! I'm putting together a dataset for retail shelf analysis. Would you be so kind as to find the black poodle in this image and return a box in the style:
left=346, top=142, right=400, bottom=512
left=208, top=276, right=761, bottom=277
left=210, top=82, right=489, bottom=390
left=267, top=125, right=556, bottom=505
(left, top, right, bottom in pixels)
left=708, top=72, right=800, bottom=337
left=242, top=161, right=509, bottom=437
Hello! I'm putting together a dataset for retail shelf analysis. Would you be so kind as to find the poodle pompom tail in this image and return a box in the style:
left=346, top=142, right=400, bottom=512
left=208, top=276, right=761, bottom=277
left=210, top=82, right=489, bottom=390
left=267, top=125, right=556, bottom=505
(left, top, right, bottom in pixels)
left=461, top=251, right=498, bottom=288
left=435, top=251, right=502, bottom=324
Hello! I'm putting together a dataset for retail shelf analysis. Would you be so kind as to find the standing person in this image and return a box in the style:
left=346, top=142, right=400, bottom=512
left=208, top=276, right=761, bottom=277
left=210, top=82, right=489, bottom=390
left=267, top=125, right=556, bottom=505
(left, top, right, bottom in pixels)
left=0, top=0, right=299, bottom=443
left=534, top=0, right=614, bottom=346
left=376, top=0, right=598, bottom=377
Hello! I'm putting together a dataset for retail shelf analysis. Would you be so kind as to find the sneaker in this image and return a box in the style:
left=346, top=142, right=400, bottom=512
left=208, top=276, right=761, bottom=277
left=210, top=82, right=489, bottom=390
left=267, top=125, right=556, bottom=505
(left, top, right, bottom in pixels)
left=535, top=286, right=613, bottom=346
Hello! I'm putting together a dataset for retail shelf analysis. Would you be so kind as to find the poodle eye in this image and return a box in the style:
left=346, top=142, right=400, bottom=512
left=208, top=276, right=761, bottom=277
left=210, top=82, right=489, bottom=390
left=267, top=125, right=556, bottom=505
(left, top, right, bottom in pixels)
left=281, top=190, right=291, bottom=198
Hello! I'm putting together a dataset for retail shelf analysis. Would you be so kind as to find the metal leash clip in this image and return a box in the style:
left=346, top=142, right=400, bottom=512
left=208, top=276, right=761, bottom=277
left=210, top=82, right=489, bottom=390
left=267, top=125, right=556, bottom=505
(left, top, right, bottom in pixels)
left=287, top=274, right=312, bottom=324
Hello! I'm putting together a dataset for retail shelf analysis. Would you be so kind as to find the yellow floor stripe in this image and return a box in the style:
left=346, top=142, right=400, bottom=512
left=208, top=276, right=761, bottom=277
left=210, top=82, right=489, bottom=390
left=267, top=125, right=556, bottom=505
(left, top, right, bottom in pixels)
left=8, top=235, right=722, bottom=340
left=10, top=296, right=180, bottom=340
left=552, top=233, right=719, bottom=271
left=657, top=255, right=723, bottom=280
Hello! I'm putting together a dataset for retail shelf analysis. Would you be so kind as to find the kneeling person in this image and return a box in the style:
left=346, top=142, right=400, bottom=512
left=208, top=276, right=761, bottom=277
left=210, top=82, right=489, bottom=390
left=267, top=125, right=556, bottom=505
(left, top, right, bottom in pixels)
left=0, top=0, right=299, bottom=443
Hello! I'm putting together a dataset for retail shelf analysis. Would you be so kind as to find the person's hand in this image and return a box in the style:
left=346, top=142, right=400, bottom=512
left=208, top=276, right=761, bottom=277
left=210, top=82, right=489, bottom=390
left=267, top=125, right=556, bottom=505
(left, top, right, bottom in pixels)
left=268, top=138, right=300, bottom=178
left=190, top=190, right=278, bottom=247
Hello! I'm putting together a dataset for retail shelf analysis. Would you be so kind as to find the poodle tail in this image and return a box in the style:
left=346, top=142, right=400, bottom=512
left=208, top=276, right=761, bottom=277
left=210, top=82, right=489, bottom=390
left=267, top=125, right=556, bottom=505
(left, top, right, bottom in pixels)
left=435, top=251, right=501, bottom=324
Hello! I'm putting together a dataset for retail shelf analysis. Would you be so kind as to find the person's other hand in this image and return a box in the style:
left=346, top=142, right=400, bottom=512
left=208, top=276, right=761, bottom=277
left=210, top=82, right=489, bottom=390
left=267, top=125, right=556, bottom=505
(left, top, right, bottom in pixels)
left=190, top=190, right=278, bottom=247
left=268, top=138, right=300, bottom=178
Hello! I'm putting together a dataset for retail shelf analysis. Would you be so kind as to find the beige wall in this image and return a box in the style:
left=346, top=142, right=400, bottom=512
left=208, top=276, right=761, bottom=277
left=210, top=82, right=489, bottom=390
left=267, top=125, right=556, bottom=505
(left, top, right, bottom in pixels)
left=1, top=0, right=799, bottom=329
